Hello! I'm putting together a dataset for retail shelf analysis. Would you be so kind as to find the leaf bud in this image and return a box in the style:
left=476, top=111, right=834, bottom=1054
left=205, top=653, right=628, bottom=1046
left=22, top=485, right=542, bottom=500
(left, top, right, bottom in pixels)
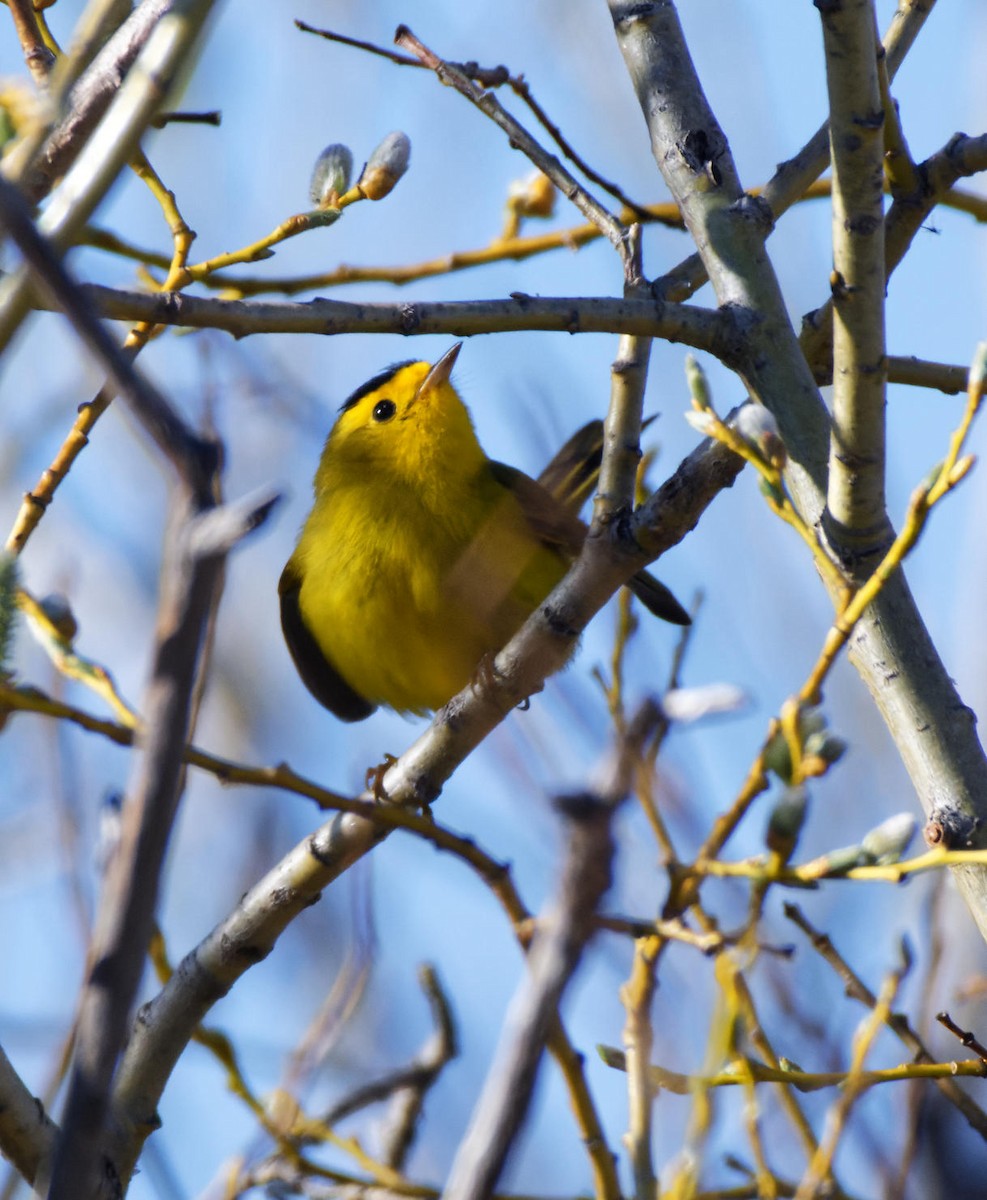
left=39, top=592, right=77, bottom=643
left=860, top=813, right=917, bottom=865
left=309, top=142, right=353, bottom=209
left=507, top=170, right=556, bottom=220
left=358, top=130, right=411, bottom=200
left=735, top=403, right=787, bottom=468
left=766, top=785, right=808, bottom=858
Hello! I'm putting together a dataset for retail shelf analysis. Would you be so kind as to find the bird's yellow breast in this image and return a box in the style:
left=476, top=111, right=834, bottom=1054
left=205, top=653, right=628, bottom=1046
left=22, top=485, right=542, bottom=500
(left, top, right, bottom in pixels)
left=291, top=466, right=565, bottom=714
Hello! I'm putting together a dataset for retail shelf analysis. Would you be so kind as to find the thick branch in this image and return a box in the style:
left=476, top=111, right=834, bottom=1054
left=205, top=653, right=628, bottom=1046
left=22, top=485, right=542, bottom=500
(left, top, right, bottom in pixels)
left=803, top=132, right=987, bottom=381
left=104, top=431, right=737, bottom=1184
left=608, top=0, right=987, bottom=944
left=653, top=0, right=936, bottom=305
left=443, top=797, right=615, bottom=1200
left=24, top=283, right=737, bottom=357
left=820, top=0, right=889, bottom=552
left=0, top=0, right=218, bottom=356
left=0, top=1042, right=58, bottom=1189
left=609, top=0, right=830, bottom=496
left=7, top=0, right=173, bottom=201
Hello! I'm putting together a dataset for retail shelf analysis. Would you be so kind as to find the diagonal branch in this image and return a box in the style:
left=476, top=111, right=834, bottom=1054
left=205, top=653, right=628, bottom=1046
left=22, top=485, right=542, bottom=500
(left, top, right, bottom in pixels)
left=607, top=0, right=987, bottom=947
left=103, top=428, right=738, bottom=1188
left=443, top=796, right=615, bottom=1200
left=0, top=0, right=218, bottom=356
left=394, top=24, right=639, bottom=284
left=0, top=1042, right=59, bottom=1189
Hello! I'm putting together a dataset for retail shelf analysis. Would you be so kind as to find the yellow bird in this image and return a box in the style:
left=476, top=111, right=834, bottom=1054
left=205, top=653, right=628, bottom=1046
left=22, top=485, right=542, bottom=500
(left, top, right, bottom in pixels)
left=280, top=344, right=688, bottom=721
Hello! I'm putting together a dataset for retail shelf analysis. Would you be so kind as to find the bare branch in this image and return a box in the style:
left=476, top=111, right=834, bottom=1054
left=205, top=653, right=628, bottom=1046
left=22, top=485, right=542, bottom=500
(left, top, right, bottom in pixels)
left=0, top=174, right=216, bottom=499
left=7, top=0, right=56, bottom=88
left=22, top=281, right=736, bottom=356
left=8, top=0, right=176, bottom=200
left=609, top=0, right=987, bottom=947
left=0, top=0, right=219, bottom=355
left=443, top=797, right=614, bottom=1200
left=0, top=1042, right=58, bottom=1189
left=394, top=24, right=639, bottom=284
left=820, top=0, right=889, bottom=555
left=102, top=429, right=736, bottom=1185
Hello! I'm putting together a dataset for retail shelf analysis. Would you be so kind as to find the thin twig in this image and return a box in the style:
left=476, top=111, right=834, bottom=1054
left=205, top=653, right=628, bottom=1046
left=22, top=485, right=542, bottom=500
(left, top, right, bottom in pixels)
left=937, top=1012, right=987, bottom=1065
left=795, top=960, right=906, bottom=1199
left=296, top=20, right=655, bottom=220
left=394, top=24, right=637, bottom=283
left=787, top=904, right=987, bottom=1138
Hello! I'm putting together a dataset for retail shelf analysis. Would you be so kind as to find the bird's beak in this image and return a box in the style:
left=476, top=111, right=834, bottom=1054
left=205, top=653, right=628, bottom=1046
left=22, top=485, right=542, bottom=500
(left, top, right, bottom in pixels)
left=418, top=343, right=462, bottom=398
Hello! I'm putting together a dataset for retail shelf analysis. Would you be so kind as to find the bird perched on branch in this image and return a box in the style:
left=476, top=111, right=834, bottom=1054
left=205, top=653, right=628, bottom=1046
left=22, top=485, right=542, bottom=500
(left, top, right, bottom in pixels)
left=280, top=343, right=688, bottom=720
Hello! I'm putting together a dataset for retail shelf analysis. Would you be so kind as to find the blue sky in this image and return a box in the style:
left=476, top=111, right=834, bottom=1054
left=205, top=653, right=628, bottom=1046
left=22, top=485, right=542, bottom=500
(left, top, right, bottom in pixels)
left=1, top=2, right=986, bottom=1196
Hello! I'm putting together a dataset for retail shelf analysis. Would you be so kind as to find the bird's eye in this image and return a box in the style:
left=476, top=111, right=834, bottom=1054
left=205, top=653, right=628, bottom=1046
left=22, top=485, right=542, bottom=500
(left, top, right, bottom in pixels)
left=372, top=398, right=396, bottom=423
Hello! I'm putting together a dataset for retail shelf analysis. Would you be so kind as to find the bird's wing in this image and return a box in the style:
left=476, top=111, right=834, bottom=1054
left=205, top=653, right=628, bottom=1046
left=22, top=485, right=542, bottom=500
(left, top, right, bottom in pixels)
left=279, top=560, right=376, bottom=722
left=535, top=419, right=604, bottom=516
left=535, top=415, right=659, bottom=516
left=490, top=457, right=691, bottom=627
left=488, top=460, right=585, bottom=556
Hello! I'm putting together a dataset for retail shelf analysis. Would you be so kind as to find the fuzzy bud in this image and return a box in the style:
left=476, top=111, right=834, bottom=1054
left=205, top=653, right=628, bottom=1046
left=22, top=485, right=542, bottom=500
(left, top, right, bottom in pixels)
left=766, top=785, right=808, bottom=858
left=309, top=143, right=353, bottom=209
left=0, top=552, right=18, bottom=672
left=684, top=409, right=716, bottom=437
left=39, top=592, right=77, bottom=643
left=735, top=403, right=787, bottom=468
left=860, top=813, right=918, bottom=865
left=801, top=731, right=848, bottom=777
left=508, top=170, right=556, bottom=220
left=685, top=354, right=711, bottom=410
left=358, top=131, right=411, bottom=200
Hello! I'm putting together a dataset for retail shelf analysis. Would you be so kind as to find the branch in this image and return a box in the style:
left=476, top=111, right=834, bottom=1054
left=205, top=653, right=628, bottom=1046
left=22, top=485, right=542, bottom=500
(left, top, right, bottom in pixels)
left=0, top=1042, right=59, bottom=1189
left=443, top=797, right=614, bottom=1200
left=443, top=704, right=658, bottom=1200
left=0, top=174, right=216, bottom=500
left=785, top=902, right=987, bottom=1139
left=394, top=24, right=639, bottom=284
left=0, top=125, right=279, bottom=1197
left=296, top=20, right=655, bottom=221
left=23, top=282, right=735, bottom=355
left=819, top=0, right=889, bottom=555
left=102, top=429, right=736, bottom=1187
left=652, top=0, right=936, bottom=305
left=7, top=0, right=56, bottom=88
left=0, top=0, right=218, bottom=356
left=802, top=131, right=987, bottom=381
left=596, top=327, right=652, bottom=523
left=7, top=0, right=173, bottom=201
left=608, top=0, right=987, bottom=946
left=47, top=489, right=276, bottom=1200
left=608, top=0, right=830, bottom=495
